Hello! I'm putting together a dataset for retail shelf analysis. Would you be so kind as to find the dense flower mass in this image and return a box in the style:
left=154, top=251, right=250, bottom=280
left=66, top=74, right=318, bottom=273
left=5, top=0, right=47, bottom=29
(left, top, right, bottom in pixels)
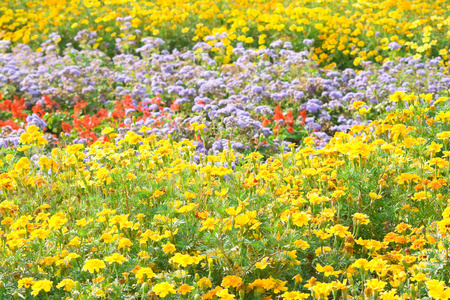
left=0, top=0, right=450, bottom=299
left=0, top=37, right=449, bottom=155
left=0, top=0, right=449, bottom=68
left=0, top=92, right=449, bottom=299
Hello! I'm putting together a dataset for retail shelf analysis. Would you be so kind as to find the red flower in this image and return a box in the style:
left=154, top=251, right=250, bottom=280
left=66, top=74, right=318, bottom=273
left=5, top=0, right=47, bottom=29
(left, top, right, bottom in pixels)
left=261, top=118, right=272, bottom=127
left=32, top=104, right=45, bottom=117
left=79, top=130, right=98, bottom=144
left=112, top=100, right=125, bottom=119
left=11, top=96, right=27, bottom=120
left=285, top=110, right=294, bottom=134
left=96, top=109, right=108, bottom=119
left=170, top=103, right=179, bottom=111
left=72, top=116, right=82, bottom=129
left=273, top=105, right=285, bottom=121
left=299, top=109, right=307, bottom=125
left=0, top=119, right=20, bottom=130
left=0, top=100, right=11, bottom=111
left=285, top=111, right=294, bottom=127
left=74, top=100, right=87, bottom=113
left=43, top=95, right=60, bottom=109
left=61, top=122, right=73, bottom=133
left=124, top=95, right=134, bottom=109
left=81, top=115, right=101, bottom=130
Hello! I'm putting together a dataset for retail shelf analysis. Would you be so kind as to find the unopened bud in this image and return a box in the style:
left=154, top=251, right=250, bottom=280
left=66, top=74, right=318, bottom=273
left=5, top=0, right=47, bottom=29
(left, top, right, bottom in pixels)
left=141, top=282, right=149, bottom=293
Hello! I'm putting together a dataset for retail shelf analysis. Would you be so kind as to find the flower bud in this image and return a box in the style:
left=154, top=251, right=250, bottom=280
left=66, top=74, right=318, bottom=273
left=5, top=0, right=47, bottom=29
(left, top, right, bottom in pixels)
left=141, top=282, right=149, bottom=293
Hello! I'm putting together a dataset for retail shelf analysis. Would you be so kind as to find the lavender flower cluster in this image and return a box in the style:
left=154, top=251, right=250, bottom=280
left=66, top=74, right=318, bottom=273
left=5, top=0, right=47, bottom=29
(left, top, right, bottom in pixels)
left=0, top=33, right=448, bottom=153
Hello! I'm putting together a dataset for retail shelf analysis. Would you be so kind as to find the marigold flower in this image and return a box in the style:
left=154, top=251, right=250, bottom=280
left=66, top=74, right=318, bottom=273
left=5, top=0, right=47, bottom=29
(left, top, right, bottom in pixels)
left=197, top=277, right=212, bottom=290
left=162, top=242, right=176, bottom=254
left=177, top=283, right=194, bottom=295
left=221, top=275, right=242, bottom=288
left=18, top=277, right=35, bottom=289
left=31, top=280, right=52, bottom=296
left=105, top=253, right=128, bottom=265
left=56, top=279, right=76, bottom=292
left=82, top=259, right=106, bottom=274
left=152, top=282, right=176, bottom=298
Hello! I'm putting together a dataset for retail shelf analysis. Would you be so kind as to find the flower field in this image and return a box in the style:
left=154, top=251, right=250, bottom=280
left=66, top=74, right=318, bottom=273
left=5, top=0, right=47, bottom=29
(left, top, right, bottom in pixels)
left=1, top=0, right=450, bottom=299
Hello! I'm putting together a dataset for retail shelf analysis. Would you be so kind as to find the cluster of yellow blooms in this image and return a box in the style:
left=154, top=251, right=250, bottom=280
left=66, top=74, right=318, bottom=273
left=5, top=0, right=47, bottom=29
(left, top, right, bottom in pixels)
left=0, top=0, right=449, bottom=67
left=1, top=91, right=450, bottom=299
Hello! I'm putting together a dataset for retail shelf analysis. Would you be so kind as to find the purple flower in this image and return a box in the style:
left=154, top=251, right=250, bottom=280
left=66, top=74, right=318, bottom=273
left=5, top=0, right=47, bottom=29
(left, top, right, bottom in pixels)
left=303, top=39, right=314, bottom=47
left=305, top=102, right=321, bottom=114
left=388, top=42, right=402, bottom=51
left=26, top=114, right=47, bottom=130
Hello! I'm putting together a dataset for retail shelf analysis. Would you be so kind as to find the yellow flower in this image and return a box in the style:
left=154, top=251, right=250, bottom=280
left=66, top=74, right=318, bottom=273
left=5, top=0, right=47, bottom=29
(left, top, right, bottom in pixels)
left=366, top=279, right=386, bottom=294
left=312, top=282, right=333, bottom=299
left=162, top=242, right=176, bottom=254
left=380, top=290, right=401, bottom=300
left=221, top=275, right=242, bottom=288
left=316, top=264, right=342, bottom=278
left=410, top=273, right=429, bottom=282
left=135, top=267, right=155, bottom=283
left=177, top=284, right=194, bottom=295
left=76, top=218, right=92, bottom=227
left=352, top=213, right=370, bottom=225
left=426, top=280, right=450, bottom=300
left=105, top=253, right=128, bottom=265
left=31, top=280, right=52, bottom=296
left=126, top=173, right=137, bottom=180
left=31, top=229, right=50, bottom=240
left=56, top=279, right=76, bottom=292
left=352, top=259, right=369, bottom=270
left=234, top=214, right=250, bottom=228
left=352, top=101, right=366, bottom=110
left=118, top=237, right=133, bottom=250
left=14, top=157, right=31, bottom=172
left=82, top=259, right=106, bottom=274
left=91, top=287, right=105, bottom=297
left=292, top=212, right=310, bottom=227
left=101, top=232, right=114, bottom=243
left=48, top=215, right=68, bottom=230
left=197, top=277, right=212, bottom=290
left=282, top=291, right=309, bottom=300
left=326, top=225, right=351, bottom=238
left=225, top=206, right=241, bottom=216
left=426, top=142, right=443, bottom=156
left=152, top=282, right=176, bottom=298
left=18, top=277, right=35, bottom=289
left=176, top=203, right=198, bottom=213
left=200, top=217, right=219, bottom=231
left=217, top=288, right=236, bottom=299
left=292, top=275, right=303, bottom=283
left=255, top=257, right=270, bottom=269
left=170, top=253, right=204, bottom=267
